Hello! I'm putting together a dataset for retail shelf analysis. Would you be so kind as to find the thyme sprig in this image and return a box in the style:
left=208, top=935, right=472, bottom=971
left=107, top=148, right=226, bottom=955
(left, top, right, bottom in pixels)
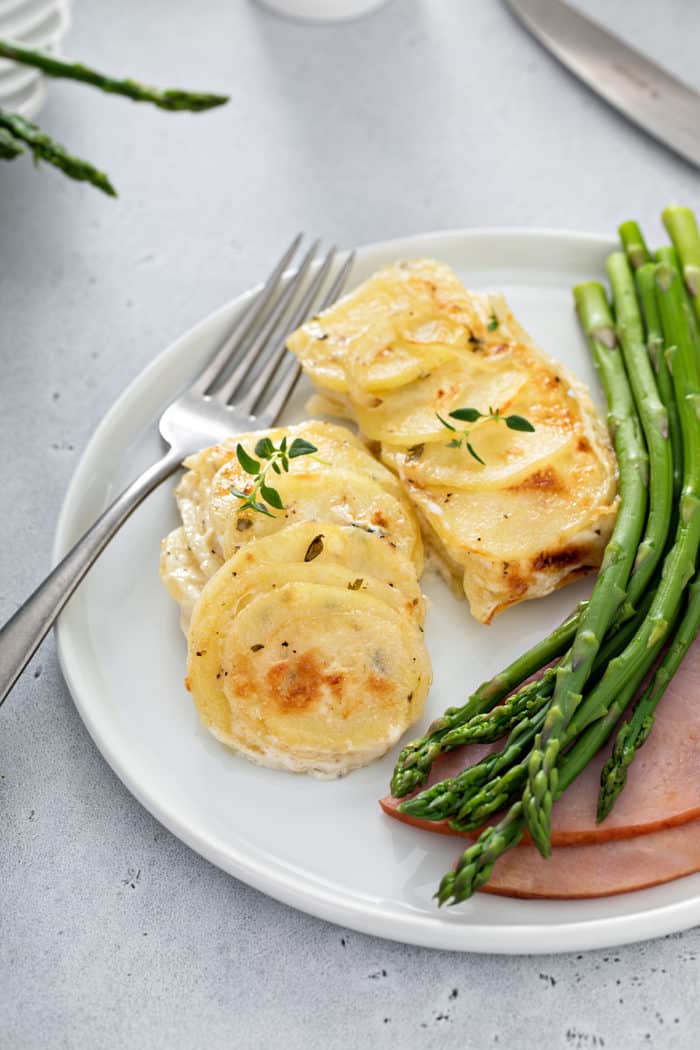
left=436, top=406, right=535, bottom=465
left=230, top=436, right=317, bottom=517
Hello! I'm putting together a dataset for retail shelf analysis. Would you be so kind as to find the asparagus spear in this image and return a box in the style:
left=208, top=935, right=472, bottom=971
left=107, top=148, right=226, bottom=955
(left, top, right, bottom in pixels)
left=436, top=215, right=700, bottom=904
left=390, top=603, right=584, bottom=796
left=522, top=282, right=650, bottom=857
left=440, top=258, right=700, bottom=902
left=436, top=800, right=526, bottom=905
left=656, top=244, right=681, bottom=271
left=0, top=126, right=23, bottom=158
left=392, top=265, right=661, bottom=801
left=594, top=261, right=700, bottom=817
left=0, top=110, right=116, bottom=195
left=619, top=220, right=652, bottom=271
left=439, top=670, right=555, bottom=748
left=663, top=206, right=700, bottom=302
left=0, top=40, right=228, bottom=112
left=403, top=585, right=651, bottom=827
left=401, top=706, right=546, bottom=823
left=437, top=655, right=644, bottom=904
left=597, top=573, right=700, bottom=821
left=636, top=263, right=683, bottom=499
left=608, top=252, right=673, bottom=591
left=438, top=578, right=670, bottom=905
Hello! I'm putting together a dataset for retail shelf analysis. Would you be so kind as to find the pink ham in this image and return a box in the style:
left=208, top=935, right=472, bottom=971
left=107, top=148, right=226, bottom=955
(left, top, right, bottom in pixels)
left=481, top=817, right=700, bottom=898
left=381, top=636, right=700, bottom=846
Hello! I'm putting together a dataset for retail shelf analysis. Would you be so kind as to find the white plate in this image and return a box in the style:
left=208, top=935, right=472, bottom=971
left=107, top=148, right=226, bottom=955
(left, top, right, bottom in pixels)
left=54, top=228, right=700, bottom=954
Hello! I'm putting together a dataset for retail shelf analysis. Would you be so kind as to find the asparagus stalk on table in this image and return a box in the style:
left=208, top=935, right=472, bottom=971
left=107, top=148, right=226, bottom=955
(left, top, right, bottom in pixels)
left=0, top=110, right=116, bottom=196
left=0, top=38, right=228, bottom=194
left=0, top=40, right=228, bottom=112
left=0, top=126, right=23, bottom=158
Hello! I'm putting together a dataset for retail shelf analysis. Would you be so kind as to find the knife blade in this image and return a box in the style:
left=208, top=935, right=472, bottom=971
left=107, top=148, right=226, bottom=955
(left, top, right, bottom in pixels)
left=504, top=0, right=700, bottom=169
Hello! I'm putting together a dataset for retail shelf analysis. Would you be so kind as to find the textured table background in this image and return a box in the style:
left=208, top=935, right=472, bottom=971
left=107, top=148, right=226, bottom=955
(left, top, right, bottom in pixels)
left=2, top=1, right=700, bottom=1046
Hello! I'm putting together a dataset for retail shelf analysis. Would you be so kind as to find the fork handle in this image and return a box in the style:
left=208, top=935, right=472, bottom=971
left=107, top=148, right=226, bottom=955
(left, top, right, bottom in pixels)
left=0, top=447, right=183, bottom=708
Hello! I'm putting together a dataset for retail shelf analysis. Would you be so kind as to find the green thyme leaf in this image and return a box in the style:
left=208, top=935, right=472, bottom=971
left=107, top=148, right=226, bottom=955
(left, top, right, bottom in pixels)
left=236, top=443, right=260, bottom=475
left=466, top=442, right=486, bottom=465
left=449, top=407, right=481, bottom=423
left=260, top=483, right=284, bottom=509
left=255, top=436, right=276, bottom=459
left=229, top=433, right=319, bottom=517
left=288, top=437, right=318, bottom=458
left=437, top=404, right=535, bottom=462
left=435, top=412, right=456, bottom=432
left=487, top=313, right=499, bottom=331
left=505, top=414, right=536, bottom=432
left=250, top=499, right=276, bottom=517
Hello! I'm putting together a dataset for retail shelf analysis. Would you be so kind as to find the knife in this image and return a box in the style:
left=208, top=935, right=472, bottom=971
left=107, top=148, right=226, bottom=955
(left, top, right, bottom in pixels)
left=503, top=0, right=700, bottom=169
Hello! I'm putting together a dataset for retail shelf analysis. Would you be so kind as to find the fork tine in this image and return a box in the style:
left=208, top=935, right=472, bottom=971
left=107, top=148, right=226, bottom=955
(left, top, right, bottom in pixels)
left=208, top=239, right=321, bottom=402
left=236, top=245, right=337, bottom=416
left=189, top=233, right=303, bottom=395
left=261, top=249, right=357, bottom=422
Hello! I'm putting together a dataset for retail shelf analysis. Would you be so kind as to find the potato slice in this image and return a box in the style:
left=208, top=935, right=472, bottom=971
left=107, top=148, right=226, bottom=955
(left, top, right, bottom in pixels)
left=214, top=561, right=423, bottom=626
left=404, top=449, right=617, bottom=622
left=223, top=520, right=424, bottom=614
left=287, top=260, right=481, bottom=395
left=187, top=578, right=431, bottom=777
left=209, top=464, right=423, bottom=573
left=286, top=260, right=618, bottom=623
left=351, top=354, right=531, bottom=446
left=381, top=371, right=598, bottom=491
left=175, top=419, right=406, bottom=577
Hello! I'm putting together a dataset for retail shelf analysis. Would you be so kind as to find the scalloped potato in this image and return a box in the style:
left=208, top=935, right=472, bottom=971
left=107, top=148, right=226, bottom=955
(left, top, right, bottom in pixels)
left=160, top=423, right=431, bottom=777
left=287, top=260, right=618, bottom=623
left=187, top=570, right=430, bottom=777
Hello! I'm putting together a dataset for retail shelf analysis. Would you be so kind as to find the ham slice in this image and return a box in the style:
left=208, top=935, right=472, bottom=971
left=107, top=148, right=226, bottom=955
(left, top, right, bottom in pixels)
left=481, top=817, right=700, bottom=898
left=381, top=636, right=700, bottom=846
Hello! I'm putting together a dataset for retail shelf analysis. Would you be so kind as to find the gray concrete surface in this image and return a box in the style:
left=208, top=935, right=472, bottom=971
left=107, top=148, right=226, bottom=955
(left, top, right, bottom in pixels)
left=2, top=1, right=700, bottom=1046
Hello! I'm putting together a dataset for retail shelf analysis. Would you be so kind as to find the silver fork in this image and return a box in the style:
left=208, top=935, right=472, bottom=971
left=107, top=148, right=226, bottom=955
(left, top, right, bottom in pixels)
left=0, top=236, right=355, bottom=707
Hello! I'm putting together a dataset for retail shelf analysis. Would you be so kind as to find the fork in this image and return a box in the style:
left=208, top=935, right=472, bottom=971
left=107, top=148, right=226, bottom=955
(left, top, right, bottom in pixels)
left=0, top=236, right=355, bottom=707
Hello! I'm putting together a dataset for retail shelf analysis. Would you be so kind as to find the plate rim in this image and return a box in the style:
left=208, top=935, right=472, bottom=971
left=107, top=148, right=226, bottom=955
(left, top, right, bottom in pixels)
left=53, top=225, right=700, bottom=954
